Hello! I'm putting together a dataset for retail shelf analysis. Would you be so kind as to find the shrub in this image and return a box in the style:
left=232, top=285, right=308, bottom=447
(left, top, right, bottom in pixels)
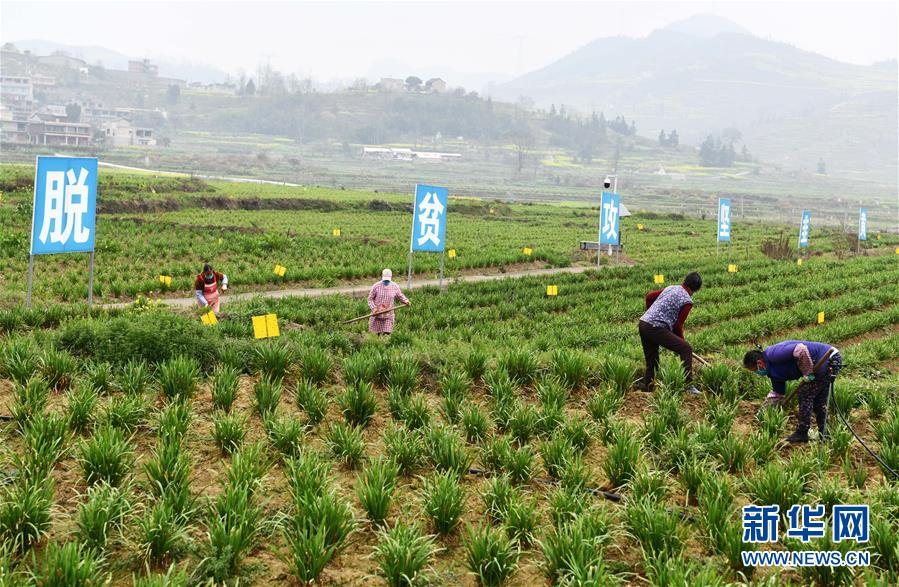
left=76, top=482, right=132, bottom=551
left=255, top=340, right=292, bottom=381
left=79, top=425, right=134, bottom=487
left=213, top=412, right=245, bottom=454
left=300, top=346, right=332, bottom=385
left=295, top=379, right=329, bottom=425
left=374, top=521, right=438, bottom=587
left=326, top=423, right=365, bottom=467
left=254, top=377, right=283, bottom=417
left=498, top=349, right=538, bottom=385
left=382, top=424, right=424, bottom=475
left=464, top=522, right=520, bottom=587
left=29, top=541, right=109, bottom=587
left=461, top=403, right=489, bottom=444
left=356, top=457, right=400, bottom=526
left=0, top=477, right=54, bottom=554
left=265, top=413, right=306, bottom=459
left=602, top=422, right=641, bottom=488
left=39, top=347, right=78, bottom=391
left=211, top=365, right=240, bottom=412
left=422, top=470, right=466, bottom=536
left=550, top=349, right=591, bottom=391
left=117, top=359, right=150, bottom=395
left=339, top=381, right=378, bottom=428
left=58, top=312, right=218, bottom=369
left=601, top=357, right=635, bottom=394
left=10, top=376, right=50, bottom=430
left=157, top=356, right=199, bottom=402
left=426, top=425, right=471, bottom=477
left=136, top=499, right=189, bottom=564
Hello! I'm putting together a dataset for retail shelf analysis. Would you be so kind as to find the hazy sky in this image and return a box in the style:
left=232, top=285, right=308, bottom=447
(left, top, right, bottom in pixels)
left=2, top=0, right=896, bottom=81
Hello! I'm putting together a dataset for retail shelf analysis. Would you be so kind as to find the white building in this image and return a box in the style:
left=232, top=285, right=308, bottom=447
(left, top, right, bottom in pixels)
left=100, top=118, right=156, bottom=147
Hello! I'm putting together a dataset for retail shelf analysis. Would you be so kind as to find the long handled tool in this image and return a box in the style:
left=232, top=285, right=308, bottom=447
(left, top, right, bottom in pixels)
left=341, top=303, right=410, bottom=325
left=692, top=352, right=711, bottom=367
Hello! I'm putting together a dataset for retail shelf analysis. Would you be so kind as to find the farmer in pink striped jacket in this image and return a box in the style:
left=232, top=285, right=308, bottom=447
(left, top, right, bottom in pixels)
left=368, top=269, right=411, bottom=335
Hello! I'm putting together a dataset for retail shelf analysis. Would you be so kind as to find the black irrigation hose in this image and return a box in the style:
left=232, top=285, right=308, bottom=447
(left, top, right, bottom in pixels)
left=830, top=379, right=899, bottom=480
left=467, top=467, right=697, bottom=523
left=467, top=467, right=623, bottom=502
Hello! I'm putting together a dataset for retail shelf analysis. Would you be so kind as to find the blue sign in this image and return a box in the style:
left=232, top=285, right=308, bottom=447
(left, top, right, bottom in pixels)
left=599, top=191, right=620, bottom=245
left=798, top=210, right=812, bottom=248
left=410, top=184, right=448, bottom=252
left=717, top=198, right=732, bottom=242
left=30, top=156, right=98, bottom=255
left=858, top=208, right=867, bottom=241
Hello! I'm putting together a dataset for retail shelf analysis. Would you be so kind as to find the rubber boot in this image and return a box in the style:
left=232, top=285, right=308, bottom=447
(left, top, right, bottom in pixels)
left=785, top=429, right=810, bottom=444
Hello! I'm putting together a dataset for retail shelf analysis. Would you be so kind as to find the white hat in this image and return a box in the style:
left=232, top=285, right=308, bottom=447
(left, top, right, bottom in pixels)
left=382, top=268, right=392, bottom=281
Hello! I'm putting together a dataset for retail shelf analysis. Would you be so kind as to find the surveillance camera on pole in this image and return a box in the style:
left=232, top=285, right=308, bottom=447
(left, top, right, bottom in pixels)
left=603, top=176, right=612, bottom=190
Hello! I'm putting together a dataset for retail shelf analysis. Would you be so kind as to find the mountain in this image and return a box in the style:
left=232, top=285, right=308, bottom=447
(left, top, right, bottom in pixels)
left=495, top=16, right=897, bottom=180
left=9, top=39, right=229, bottom=83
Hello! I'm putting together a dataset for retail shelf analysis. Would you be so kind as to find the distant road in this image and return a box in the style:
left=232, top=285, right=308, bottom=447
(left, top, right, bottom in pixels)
left=100, top=265, right=603, bottom=310
left=96, top=160, right=302, bottom=187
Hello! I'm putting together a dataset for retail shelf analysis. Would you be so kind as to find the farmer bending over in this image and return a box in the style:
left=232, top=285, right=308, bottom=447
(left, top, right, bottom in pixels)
left=195, top=263, right=228, bottom=315
left=637, top=272, right=702, bottom=395
left=744, top=340, right=842, bottom=443
left=367, top=268, right=410, bottom=336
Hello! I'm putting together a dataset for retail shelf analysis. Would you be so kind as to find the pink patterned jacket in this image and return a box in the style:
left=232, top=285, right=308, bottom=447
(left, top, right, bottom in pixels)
left=367, top=281, right=409, bottom=334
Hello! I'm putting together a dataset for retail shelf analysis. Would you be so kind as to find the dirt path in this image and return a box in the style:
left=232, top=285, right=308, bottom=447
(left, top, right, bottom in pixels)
left=101, top=264, right=603, bottom=309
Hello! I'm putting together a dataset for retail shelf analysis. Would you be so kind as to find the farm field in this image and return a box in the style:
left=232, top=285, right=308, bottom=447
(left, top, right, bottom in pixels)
left=1, top=165, right=895, bottom=306
left=0, top=166, right=898, bottom=585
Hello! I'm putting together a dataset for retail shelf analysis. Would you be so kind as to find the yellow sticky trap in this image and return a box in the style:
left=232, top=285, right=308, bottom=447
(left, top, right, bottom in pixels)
left=158, top=275, right=172, bottom=287
left=218, top=238, right=223, bottom=244
left=522, top=247, right=533, bottom=256
left=332, top=228, right=341, bottom=236
left=273, top=264, right=286, bottom=277
left=546, top=285, right=558, bottom=296
left=637, top=223, right=644, bottom=231
left=252, top=313, right=280, bottom=339
left=876, top=234, right=880, bottom=240
left=489, top=208, right=495, bottom=214
left=447, top=249, right=457, bottom=258
left=895, top=247, right=899, bottom=255
left=201, top=311, right=218, bottom=326
left=797, top=258, right=803, bottom=267
left=653, top=274, right=665, bottom=285
left=727, top=264, right=738, bottom=273
left=817, top=311, right=825, bottom=325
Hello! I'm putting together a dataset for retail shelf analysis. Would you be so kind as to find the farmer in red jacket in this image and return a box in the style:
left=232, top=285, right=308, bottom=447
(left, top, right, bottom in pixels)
left=636, top=272, right=702, bottom=394
left=194, top=263, right=228, bottom=315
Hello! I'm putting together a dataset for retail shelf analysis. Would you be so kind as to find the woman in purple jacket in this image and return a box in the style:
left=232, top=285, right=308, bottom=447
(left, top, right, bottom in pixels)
left=743, top=340, right=842, bottom=443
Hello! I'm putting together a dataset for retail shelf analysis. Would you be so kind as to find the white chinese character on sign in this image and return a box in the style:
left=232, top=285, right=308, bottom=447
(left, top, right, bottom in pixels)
left=416, top=191, right=445, bottom=247
left=38, top=167, right=91, bottom=245
left=719, top=204, right=730, bottom=237
left=602, top=201, right=618, bottom=241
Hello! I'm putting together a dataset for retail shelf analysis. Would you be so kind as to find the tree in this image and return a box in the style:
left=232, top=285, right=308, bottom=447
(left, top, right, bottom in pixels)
left=667, top=129, right=679, bottom=148
left=720, top=127, right=742, bottom=144
left=741, top=144, right=751, bottom=162
left=166, top=84, right=180, bottom=105
left=817, top=157, right=827, bottom=174
left=699, top=135, right=720, bottom=166
left=65, top=103, right=81, bottom=123
left=405, top=76, right=422, bottom=91
left=658, top=130, right=667, bottom=146
left=244, top=79, right=256, bottom=96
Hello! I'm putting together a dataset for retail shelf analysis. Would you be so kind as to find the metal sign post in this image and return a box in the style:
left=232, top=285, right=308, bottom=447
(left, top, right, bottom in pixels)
left=28, top=156, right=98, bottom=308
left=439, top=250, right=445, bottom=290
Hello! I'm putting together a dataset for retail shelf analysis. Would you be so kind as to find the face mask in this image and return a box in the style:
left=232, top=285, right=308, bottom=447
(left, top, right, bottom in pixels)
left=204, top=274, right=214, bottom=284
left=755, top=369, right=768, bottom=376
left=382, top=280, right=390, bottom=286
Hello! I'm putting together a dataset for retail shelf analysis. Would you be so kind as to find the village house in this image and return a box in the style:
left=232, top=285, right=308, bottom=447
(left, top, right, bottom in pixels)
left=100, top=118, right=156, bottom=147
left=27, top=112, right=91, bottom=146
